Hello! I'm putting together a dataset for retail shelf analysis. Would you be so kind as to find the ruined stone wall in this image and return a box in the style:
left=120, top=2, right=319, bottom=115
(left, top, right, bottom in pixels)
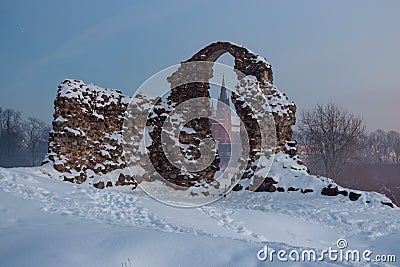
left=146, top=97, right=220, bottom=187
left=45, top=42, right=297, bottom=188
left=44, top=79, right=137, bottom=187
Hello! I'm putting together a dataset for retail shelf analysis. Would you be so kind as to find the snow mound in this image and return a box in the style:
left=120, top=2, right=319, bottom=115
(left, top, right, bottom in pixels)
left=0, top=165, right=398, bottom=267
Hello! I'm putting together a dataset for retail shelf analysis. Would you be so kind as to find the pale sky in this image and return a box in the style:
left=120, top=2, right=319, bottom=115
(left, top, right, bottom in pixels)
left=1, top=0, right=399, bottom=132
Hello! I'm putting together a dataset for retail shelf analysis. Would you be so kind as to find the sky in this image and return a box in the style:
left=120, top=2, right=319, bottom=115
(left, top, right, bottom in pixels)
left=0, top=0, right=399, bottom=132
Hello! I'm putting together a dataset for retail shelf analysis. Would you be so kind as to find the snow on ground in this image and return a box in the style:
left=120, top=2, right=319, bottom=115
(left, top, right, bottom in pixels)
left=0, top=165, right=399, bottom=267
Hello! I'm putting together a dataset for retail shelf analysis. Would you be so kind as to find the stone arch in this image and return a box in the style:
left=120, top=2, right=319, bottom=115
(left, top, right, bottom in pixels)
left=185, top=41, right=273, bottom=83
left=164, top=42, right=275, bottom=182
left=46, top=42, right=296, bottom=189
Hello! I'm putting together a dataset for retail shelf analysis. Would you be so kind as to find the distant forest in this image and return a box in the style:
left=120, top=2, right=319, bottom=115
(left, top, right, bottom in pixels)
left=1, top=105, right=399, bottom=170
left=0, top=107, right=50, bottom=167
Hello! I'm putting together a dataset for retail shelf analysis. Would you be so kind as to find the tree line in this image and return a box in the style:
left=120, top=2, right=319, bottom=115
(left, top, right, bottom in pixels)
left=2, top=103, right=399, bottom=174
left=363, top=129, right=400, bottom=164
left=0, top=107, right=50, bottom=167
left=296, top=103, right=400, bottom=178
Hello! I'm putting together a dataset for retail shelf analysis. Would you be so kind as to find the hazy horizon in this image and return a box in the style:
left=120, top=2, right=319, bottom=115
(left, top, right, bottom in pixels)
left=1, top=0, right=399, bottom=132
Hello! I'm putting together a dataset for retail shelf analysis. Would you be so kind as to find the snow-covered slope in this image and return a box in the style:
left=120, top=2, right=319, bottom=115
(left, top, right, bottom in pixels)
left=0, top=156, right=399, bottom=267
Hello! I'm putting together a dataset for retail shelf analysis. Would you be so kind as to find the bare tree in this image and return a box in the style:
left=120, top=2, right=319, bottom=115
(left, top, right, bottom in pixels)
left=366, top=129, right=387, bottom=164
left=24, top=118, right=50, bottom=166
left=298, top=103, right=366, bottom=178
left=387, top=130, right=400, bottom=164
left=0, top=108, right=23, bottom=160
left=365, top=130, right=400, bottom=164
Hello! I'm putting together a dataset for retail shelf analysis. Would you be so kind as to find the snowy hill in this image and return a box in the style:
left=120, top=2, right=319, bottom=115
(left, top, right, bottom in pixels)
left=1, top=154, right=399, bottom=266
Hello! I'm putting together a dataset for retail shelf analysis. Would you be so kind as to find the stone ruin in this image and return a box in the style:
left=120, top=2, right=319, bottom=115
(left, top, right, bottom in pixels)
left=44, top=42, right=297, bottom=189
left=44, top=80, right=134, bottom=188
left=41, top=41, right=397, bottom=207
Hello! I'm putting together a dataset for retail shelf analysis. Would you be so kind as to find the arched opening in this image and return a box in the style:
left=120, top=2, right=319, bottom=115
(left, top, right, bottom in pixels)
left=209, top=53, right=239, bottom=171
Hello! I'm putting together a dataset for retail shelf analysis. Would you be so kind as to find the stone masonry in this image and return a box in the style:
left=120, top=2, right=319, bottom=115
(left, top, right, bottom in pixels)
left=44, top=42, right=297, bottom=188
